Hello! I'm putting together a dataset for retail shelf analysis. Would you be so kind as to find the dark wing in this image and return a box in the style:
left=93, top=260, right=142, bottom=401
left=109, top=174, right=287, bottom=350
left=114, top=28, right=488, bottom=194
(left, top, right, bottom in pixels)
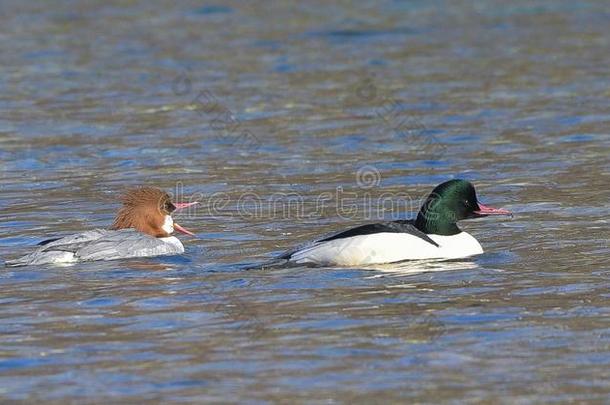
left=38, top=237, right=62, bottom=246
left=318, top=220, right=439, bottom=247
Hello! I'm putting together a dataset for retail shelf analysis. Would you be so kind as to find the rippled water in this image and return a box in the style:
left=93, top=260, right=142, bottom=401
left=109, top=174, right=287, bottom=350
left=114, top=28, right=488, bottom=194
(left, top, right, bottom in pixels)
left=1, top=0, right=609, bottom=402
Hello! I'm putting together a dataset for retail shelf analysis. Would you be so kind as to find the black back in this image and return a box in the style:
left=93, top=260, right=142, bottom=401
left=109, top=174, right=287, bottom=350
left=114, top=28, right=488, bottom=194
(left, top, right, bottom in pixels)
left=318, top=220, right=439, bottom=247
left=38, top=237, right=62, bottom=246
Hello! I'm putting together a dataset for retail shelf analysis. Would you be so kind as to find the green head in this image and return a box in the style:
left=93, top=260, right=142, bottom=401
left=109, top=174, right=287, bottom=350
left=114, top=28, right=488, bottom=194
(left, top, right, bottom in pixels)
left=415, top=179, right=511, bottom=235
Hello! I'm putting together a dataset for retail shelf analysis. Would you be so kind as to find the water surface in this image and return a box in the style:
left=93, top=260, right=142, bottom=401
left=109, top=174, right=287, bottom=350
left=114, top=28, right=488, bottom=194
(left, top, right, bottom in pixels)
left=1, top=0, right=609, bottom=402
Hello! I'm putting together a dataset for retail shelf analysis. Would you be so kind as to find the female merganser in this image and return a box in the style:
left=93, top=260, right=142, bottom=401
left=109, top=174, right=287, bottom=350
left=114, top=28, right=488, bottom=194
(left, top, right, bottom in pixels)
left=281, top=179, right=511, bottom=266
left=6, top=187, right=198, bottom=267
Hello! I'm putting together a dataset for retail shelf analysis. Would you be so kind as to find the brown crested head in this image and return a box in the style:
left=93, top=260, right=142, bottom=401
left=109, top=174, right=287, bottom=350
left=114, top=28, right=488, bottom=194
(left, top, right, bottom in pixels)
left=110, top=187, right=176, bottom=238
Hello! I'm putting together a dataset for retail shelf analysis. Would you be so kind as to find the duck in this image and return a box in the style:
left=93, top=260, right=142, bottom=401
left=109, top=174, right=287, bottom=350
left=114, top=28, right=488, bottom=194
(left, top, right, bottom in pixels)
left=280, top=179, right=511, bottom=266
left=6, top=187, right=198, bottom=267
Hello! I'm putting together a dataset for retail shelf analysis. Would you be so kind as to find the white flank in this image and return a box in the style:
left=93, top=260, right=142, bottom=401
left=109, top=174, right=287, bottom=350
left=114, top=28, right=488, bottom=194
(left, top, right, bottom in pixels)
left=47, top=251, right=77, bottom=264
left=289, top=232, right=484, bottom=266
left=6, top=229, right=186, bottom=267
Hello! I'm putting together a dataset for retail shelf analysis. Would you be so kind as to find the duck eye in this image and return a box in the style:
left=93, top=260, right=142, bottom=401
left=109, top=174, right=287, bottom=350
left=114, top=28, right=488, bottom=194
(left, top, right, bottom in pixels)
left=164, top=201, right=174, bottom=212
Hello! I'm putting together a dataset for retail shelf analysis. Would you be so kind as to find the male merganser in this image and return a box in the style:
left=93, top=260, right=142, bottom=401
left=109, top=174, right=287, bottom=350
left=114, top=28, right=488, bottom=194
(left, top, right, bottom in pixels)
left=281, top=179, right=511, bottom=266
left=6, top=187, right=198, bottom=267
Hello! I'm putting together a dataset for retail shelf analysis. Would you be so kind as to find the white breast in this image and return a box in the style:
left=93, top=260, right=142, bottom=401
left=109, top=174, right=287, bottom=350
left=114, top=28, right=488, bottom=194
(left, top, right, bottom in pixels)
left=158, top=236, right=184, bottom=252
left=161, top=215, right=174, bottom=234
left=288, top=231, right=483, bottom=266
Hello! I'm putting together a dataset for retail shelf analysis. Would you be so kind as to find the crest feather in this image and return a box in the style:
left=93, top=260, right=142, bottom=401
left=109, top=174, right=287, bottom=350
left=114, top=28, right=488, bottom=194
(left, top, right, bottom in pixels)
left=110, top=187, right=172, bottom=238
